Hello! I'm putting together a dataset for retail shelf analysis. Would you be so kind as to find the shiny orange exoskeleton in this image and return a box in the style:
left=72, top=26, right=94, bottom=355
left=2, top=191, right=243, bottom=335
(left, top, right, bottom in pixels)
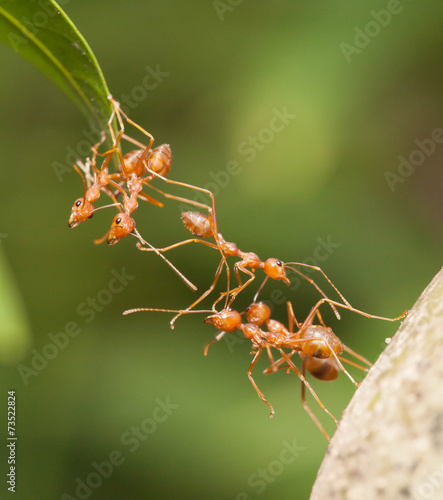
left=202, top=298, right=405, bottom=440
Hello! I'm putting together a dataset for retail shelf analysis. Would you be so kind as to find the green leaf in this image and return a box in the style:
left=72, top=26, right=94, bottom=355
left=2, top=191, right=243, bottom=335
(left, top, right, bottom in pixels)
left=0, top=0, right=113, bottom=129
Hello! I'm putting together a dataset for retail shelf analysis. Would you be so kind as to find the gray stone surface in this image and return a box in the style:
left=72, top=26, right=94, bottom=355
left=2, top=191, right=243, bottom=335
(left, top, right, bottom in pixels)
left=310, top=268, right=443, bottom=500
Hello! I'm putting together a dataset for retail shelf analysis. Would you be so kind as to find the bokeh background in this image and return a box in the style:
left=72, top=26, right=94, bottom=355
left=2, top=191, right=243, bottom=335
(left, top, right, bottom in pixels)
left=1, top=1, right=443, bottom=499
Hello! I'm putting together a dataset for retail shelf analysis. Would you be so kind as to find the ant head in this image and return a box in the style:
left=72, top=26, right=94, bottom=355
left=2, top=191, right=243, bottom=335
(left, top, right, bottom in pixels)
left=299, top=325, right=344, bottom=358
left=107, top=213, right=135, bottom=245
left=68, top=198, right=94, bottom=228
left=245, top=302, right=272, bottom=326
left=148, top=144, right=171, bottom=177
left=204, top=309, right=241, bottom=332
left=263, top=258, right=290, bottom=285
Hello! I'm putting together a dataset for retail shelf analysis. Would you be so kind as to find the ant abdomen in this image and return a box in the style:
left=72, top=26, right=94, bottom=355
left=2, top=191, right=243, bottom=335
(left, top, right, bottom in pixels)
left=305, top=357, right=339, bottom=381
left=181, top=211, right=213, bottom=238
left=148, top=144, right=171, bottom=177
left=299, top=325, right=344, bottom=358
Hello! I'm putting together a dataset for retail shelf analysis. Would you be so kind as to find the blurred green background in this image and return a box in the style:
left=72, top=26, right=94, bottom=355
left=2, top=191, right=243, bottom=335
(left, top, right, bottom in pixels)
left=1, top=1, right=442, bottom=499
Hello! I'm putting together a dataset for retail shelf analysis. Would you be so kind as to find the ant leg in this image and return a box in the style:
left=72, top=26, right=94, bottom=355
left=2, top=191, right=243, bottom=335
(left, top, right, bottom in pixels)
left=106, top=178, right=128, bottom=199
left=94, top=131, right=124, bottom=159
left=321, top=341, right=361, bottom=387
left=137, top=191, right=164, bottom=208
left=73, top=165, right=87, bottom=201
left=124, top=251, right=226, bottom=329
left=132, top=229, right=197, bottom=292
left=91, top=108, right=124, bottom=166
left=170, top=259, right=226, bottom=328
left=108, top=96, right=155, bottom=175
left=143, top=182, right=213, bottom=213
left=144, top=176, right=234, bottom=307
left=95, top=147, right=122, bottom=179
left=263, top=349, right=296, bottom=375
left=89, top=131, right=107, bottom=165
left=136, top=236, right=231, bottom=320
left=312, top=308, right=327, bottom=328
left=265, top=345, right=275, bottom=367
left=342, top=345, right=373, bottom=368
left=247, top=347, right=275, bottom=418
left=288, top=302, right=326, bottom=329
left=303, top=298, right=408, bottom=326
left=204, top=330, right=227, bottom=356
left=253, top=276, right=269, bottom=303
left=286, top=301, right=301, bottom=331
left=278, top=348, right=338, bottom=428
left=338, top=356, right=369, bottom=372
left=143, top=171, right=222, bottom=236
left=226, top=264, right=256, bottom=307
left=111, top=145, right=129, bottom=180
left=286, top=262, right=351, bottom=308
left=301, top=357, right=331, bottom=441
left=106, top=98, right=123, bottom=146
left=121, top=133, right=148, bottom=150
left=142, top=181, right=232, bottom=306
left=136, top=239, right=218, bottom=253
left=112, top=99, right=155, bottom=151
left=75, top=158, right=94, bottom=187
left=285, top=266, right=341, bottom=320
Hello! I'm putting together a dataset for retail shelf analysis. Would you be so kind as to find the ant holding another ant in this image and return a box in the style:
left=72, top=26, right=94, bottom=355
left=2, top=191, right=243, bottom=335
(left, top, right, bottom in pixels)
left=125, top=208, right=354, bottom=328
left=67, top=96, right=408, bottom=440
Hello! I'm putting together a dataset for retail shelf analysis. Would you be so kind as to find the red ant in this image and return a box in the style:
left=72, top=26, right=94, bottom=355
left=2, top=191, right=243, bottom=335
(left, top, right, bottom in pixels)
left=202, top=305, right=337, bottom=440
left=202, top=299, right=406, bottom=440
left=67, top=131, right=123, bottom=228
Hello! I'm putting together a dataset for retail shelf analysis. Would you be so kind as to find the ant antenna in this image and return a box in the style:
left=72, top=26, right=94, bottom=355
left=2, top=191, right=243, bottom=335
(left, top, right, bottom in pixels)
left=124, top=307, right=213, bottom=316
left=75, top=158, right=94, bottom=187
left=285, top=262, right=351, bottom=307
left=132, top=229, right=197, bottom=292
left=93, top=229, right=112, bottom=246
left=73, top=164, right=87, bottom=205
left=91, top=202, right=121, bottom=212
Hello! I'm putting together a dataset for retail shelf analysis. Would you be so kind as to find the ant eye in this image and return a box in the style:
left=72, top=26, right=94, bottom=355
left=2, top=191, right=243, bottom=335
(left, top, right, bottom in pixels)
left=276, top=260, right=283, bottom=266
left=88, top=214, right=94, bottom=219
left=75, top=200, right=82, bottom=207
left=116, top=217, right=122, bottom=225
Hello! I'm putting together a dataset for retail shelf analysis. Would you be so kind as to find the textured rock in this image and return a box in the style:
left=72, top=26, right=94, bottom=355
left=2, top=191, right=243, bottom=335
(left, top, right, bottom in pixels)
left=310, top=268, right=443, bottom=500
